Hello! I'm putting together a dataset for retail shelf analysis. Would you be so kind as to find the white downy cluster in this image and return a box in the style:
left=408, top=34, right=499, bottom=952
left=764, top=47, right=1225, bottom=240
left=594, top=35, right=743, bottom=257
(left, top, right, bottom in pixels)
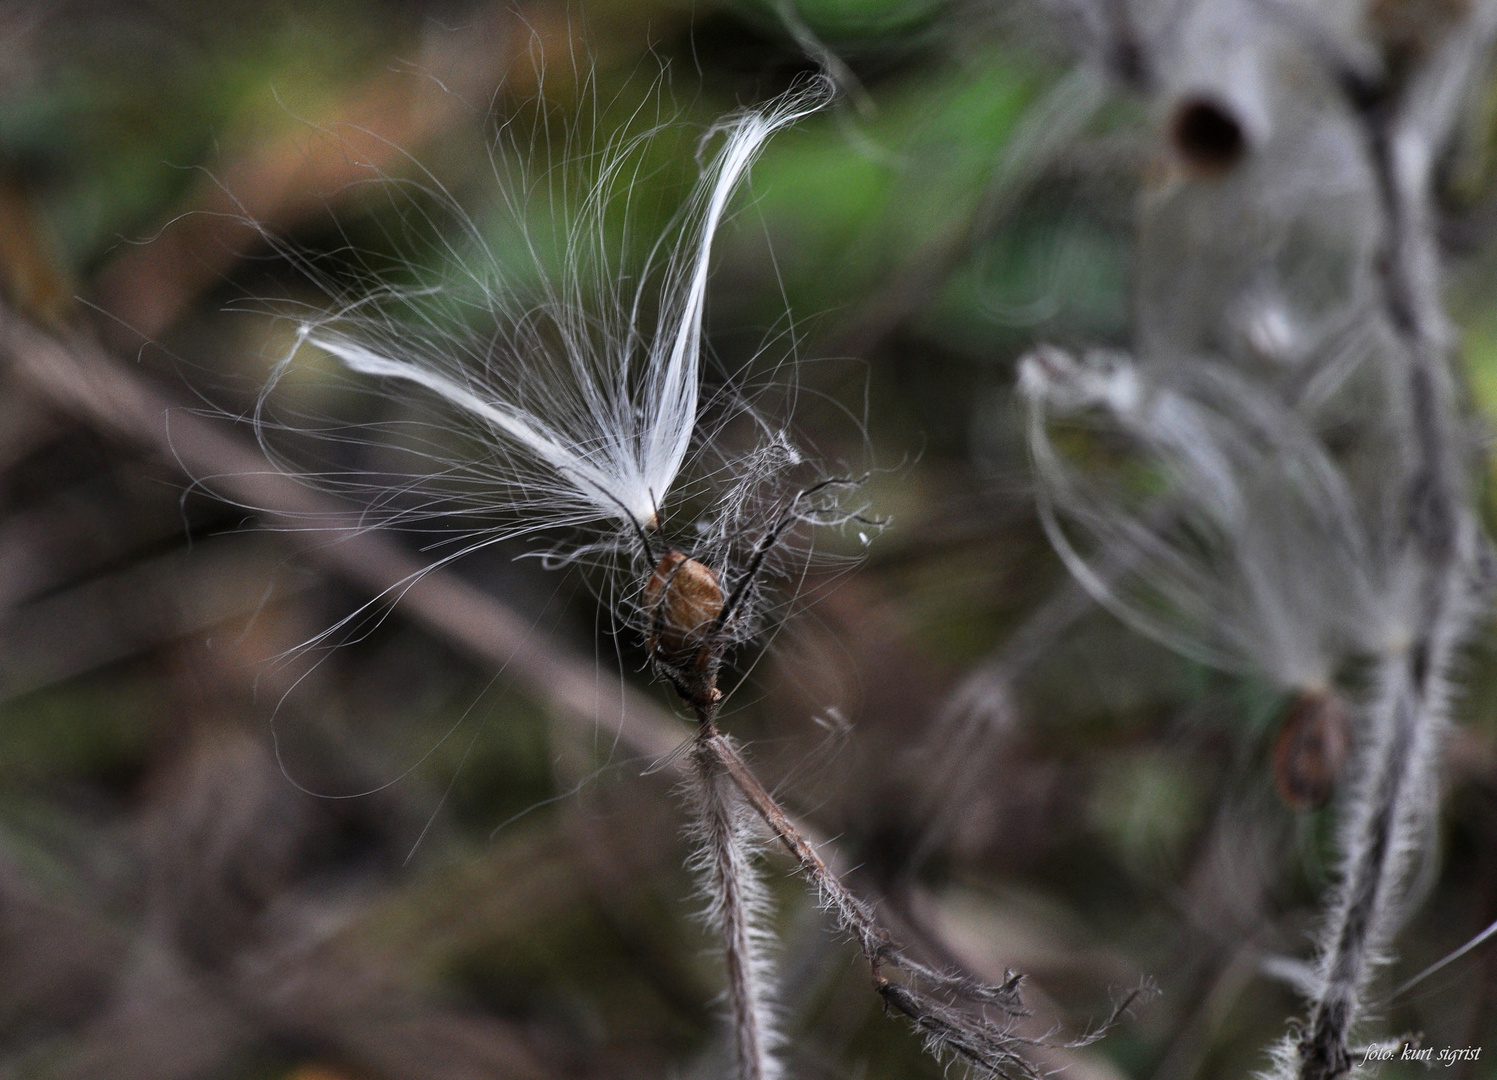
left=252, top=75, right=846, bottom=1080
left=258, top=77, right=833, bottom=573
left=1018, top=344, right=1389, bottom=693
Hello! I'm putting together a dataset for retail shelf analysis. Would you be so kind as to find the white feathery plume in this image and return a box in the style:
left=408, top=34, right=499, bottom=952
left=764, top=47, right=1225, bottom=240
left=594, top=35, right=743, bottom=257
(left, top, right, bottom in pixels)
left=1018, top=344, right=1386, bottom=692
left=260, top=77, right=833, bottom=549
left=251, top=77, right=847, bottom=1080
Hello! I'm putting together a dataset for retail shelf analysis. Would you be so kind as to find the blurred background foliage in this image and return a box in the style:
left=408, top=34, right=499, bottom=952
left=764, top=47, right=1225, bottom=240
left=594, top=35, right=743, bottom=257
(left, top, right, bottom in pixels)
left=0, top=2, right=1494, bottom=1079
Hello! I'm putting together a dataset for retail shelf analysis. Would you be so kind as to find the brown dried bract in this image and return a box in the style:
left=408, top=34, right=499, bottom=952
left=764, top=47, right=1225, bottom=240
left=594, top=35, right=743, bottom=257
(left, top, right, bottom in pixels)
left=1272, top=690, right=1351, bottom=810
left=644, top=551, right=725, bottom=710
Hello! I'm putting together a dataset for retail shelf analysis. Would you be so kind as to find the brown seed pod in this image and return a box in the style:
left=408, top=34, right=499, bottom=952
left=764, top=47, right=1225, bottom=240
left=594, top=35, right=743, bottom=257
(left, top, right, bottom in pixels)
left=644, top=550, right=725, bottom=708
left=1272, top=690, right=1351, bottom=810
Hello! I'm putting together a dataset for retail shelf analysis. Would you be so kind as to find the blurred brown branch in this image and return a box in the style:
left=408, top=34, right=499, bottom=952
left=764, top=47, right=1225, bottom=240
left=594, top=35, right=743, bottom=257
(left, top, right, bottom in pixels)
left=91, top=4, right=546, bottom=347
left=0, top=298, right=689, bottom=764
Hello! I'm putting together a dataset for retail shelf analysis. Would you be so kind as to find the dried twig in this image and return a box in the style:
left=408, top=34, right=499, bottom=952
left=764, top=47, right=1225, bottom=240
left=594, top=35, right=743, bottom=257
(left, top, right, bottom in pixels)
left=696, top=722, right=1049, bottom=1080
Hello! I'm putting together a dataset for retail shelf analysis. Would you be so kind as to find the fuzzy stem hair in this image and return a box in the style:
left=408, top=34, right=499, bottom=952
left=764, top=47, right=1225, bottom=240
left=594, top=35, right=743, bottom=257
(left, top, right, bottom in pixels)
left=695, top=725, right=1049, bottom=1079
left=687, top=724, right=781, bottom=1080
left=1297, top=631, right=1459, bottom=1077
left=1289, top=10, right=1495, bottom=1073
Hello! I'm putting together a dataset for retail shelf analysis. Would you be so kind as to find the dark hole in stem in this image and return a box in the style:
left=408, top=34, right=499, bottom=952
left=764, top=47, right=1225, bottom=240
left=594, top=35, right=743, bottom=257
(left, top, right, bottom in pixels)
left=1171, top=97, right=1247, bottom=174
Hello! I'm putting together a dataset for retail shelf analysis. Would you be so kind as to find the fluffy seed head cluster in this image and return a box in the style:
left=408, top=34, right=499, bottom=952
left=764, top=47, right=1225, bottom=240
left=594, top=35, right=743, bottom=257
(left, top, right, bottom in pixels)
left=247, top=69, right=888, bottom=1080
left=252, top=73, right=871, bottom=689
left=1017, top=343, right=1388, bottom=693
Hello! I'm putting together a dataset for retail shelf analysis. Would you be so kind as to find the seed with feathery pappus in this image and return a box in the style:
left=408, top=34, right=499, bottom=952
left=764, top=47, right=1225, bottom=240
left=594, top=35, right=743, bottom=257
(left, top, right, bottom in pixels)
left=645, top=551, right=726, bottom=709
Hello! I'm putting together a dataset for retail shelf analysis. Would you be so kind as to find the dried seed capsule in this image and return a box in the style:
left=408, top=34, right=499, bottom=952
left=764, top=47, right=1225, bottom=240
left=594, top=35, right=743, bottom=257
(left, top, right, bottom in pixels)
left=644, top=551, right=725, bottom=708
left=1272, top=690, right=1351, bottom=810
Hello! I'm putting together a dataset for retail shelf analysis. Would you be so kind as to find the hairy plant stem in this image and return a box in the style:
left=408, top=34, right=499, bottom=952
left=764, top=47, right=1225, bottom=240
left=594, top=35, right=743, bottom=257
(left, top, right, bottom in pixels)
left=689, top=719, right=778, bottom=1080
left=1297, top=35, right=1488, bottom=1076
left=1300, top=638, right=1458, bottom=1078
left=691, top=707, right=1057, bottom=1079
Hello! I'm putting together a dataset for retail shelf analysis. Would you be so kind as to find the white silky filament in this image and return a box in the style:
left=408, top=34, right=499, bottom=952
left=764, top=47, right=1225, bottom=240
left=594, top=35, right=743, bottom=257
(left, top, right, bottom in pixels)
left=1019, top=345, right=1387, bottom=690
left=266, top=76, right=833, bottom=543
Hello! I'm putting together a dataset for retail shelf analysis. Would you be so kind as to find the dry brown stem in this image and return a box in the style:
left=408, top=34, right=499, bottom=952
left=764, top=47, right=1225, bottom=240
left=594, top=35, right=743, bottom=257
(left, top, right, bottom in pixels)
left=695, top=720, right=1052, bottom=1080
